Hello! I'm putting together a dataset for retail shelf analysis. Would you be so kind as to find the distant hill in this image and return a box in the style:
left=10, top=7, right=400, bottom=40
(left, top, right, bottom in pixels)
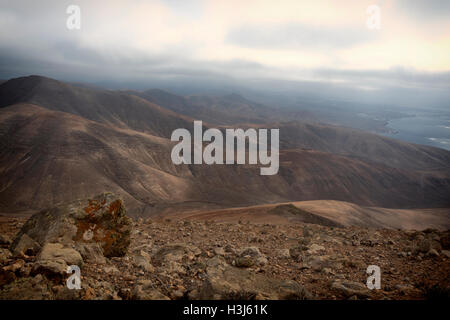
left=0, top=75, right=193, bottom=138
left=126, top=88, right=315, bottom=125
left=0, top=76, right=449, bottom=215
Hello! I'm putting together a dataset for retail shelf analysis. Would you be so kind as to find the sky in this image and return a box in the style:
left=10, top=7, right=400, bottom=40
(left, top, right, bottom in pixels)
left=0, top=0, right=449, bottom=97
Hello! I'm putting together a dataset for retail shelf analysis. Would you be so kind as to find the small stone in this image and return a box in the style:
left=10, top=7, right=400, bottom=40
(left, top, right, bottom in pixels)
left=213, top=247, right=226, bottom=256
left=331, top=280, right=371, bottom=298
left=307, top=244, right=326, bottom=254
left=235, top=256, right=255, bottom=268
left=427, top=249, right=439, bottom=257
left=104, top=265, right=120, bottom=274
left=275, top=249, right=291, bottom=259
left=441, top=250, right=450, bottom=258
left=132, top=280, right=170, bottom=300
left=0, top=234, right=12, bottom=245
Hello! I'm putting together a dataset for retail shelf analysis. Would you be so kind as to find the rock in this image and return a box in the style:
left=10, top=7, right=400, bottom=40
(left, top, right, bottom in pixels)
left=0, top=274, right=53, bottom=300
left=256, top=256, right=268, bottom=266
left=301, top=256, right=327, bottom=270
left=289, top=246, right=305, bottom=261
left=427, top=249, right=439, bottom=257
left=235, top=256, right=255, bottom=268
left=32, top=243, right=83, bottom=276
left=418, top=239, right=441, bottom=253
left=440, top=232, right=450, bottom=250
left=307, top=244, right=326, bottom=254
left=161, top=261, right=185, bottom=275
left=75, top=243, right=107, bottom=264
left=206, top=256, right=228, bottom=269
left=118, top=288, right=132, bottom=300
left=331, top=280, right=370, bottom=298
left=352, top=240, right=360, bottom=246
left=236, top=247, right=267, bottom=267
left=132, top=251, right=155, bottom=273
left=239, top=247, right=262, bottom=257
left=88, top=280, right=120, bottom=300
left=199, top=264, right=311, bottom=300
left=213, top=247, right=226, bottom=256
left=53, top=285, right=83, bottom=300
left=0, top=234, right=11, bottom=246
left=10, top=193, right=132, bottom=258
left=170, top=288, right=185, bottom=300
left=275, top=249, right=291, bottom=259
left=0, top=248, right=12, bottom=264
left=395, top=284, right=414, bottom=292
left=104, top=265, right=120, bottom=274
left=224, top=244, right=236, bottom=254
left=441, top=250, right=450, bottom=258
left=360, top=239, right=376, bottom=247
left=11, top=234, right=41, bottom=257
left=0, top=268, right=16, bottom=287
left=152, top=243, right=200, bottom=266
left=132, top=280, right=170, bottom=300
left=3, top=259, right=25, bottom=273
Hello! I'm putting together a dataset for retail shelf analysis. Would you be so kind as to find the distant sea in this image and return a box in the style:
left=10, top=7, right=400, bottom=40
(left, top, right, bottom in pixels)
left=382, top=110, right=450, bottom=151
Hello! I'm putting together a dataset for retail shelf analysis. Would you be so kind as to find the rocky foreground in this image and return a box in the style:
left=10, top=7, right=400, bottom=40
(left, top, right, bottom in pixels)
left=0, top=194, right=449, bottom=300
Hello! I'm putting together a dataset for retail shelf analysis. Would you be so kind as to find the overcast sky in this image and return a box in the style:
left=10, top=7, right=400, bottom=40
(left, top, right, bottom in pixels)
left=0, top=0, right=449, bottom=95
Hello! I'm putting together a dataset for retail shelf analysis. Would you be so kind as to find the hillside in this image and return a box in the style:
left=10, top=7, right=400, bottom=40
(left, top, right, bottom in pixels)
left=0, top=75, right=194, bottom=138
left=0, top=76, right=449, bottom=215
left=126, top=89, right=315, bottom=125
left=171, top=200, right=450, bottom=231
left=1, top=205, right=449, bottom=300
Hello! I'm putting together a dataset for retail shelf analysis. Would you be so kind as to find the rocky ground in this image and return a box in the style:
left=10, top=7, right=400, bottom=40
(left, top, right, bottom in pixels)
left=0, top=196, right=449, bottom=300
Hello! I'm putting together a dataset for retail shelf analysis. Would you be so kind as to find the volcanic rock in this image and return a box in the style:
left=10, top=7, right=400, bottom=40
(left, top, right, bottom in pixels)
left=10, top=193, right=132, bottom=258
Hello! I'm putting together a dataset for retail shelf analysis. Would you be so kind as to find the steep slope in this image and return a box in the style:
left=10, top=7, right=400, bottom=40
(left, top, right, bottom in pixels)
left=128, top=87, right=450, bottom=171
left=274, top=121, right=450, bottom=171
left=0, top=76, right=449, bottom=216
left=2, top=75, right=449, bottom=172
left=0, top=104, right=194, bottom=213
left=1, top=103, right=449, bottom=216
left=0, top=75, right=193, bottom=138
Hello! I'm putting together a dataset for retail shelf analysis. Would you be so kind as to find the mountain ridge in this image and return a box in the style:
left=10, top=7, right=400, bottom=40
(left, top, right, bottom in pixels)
left=0, top=75, right=449, bottom=215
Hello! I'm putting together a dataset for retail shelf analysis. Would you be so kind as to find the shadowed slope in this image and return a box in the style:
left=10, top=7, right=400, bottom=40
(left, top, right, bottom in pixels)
left=0, top=75, right=193, bottom=138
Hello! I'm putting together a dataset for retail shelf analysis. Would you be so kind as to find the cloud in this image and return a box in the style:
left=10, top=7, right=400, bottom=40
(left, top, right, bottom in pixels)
left=311, top=67, right=450, bottom=88
left=396, top=0, right=450, bottom=20
left=226, top=23, right=378, bottom=50
left=0, top=0, right=448, bottom=96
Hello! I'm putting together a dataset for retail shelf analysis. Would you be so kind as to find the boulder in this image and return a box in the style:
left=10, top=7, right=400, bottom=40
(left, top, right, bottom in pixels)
left=75, top=243, right=107, bottom=264
left=10, top=193, right=132, bottom=258
left=199, top=264, right=312, bottom=300
left=32, top=243, right=83, bottom=276
left=11, top=234, right=41, bottom=257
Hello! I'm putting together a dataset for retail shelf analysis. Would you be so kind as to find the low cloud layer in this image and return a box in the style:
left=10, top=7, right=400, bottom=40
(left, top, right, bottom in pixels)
left=0, top=0, right=449, bottom=101
left=227, top=23, right=378, bottom=50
